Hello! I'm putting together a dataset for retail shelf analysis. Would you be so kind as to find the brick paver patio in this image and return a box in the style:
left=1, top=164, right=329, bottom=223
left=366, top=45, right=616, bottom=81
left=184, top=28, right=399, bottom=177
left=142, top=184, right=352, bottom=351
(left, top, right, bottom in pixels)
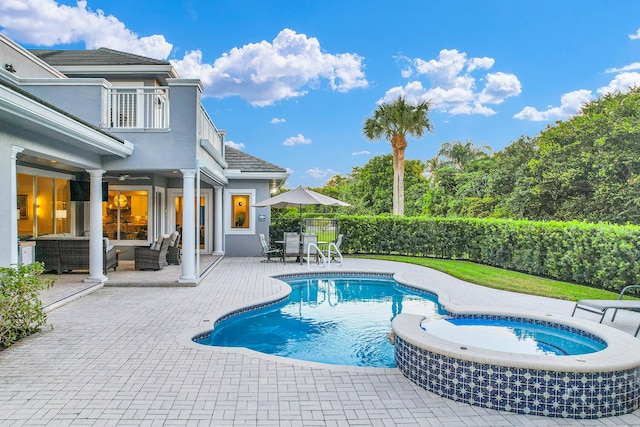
left=1, top=257, right=639, bottom=426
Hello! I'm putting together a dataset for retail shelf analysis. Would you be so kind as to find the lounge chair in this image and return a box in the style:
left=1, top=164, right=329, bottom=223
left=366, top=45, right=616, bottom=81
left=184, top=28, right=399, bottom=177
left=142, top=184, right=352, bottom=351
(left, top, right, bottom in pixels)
left=571, top=285, right=640, bottom=336
left=259, top=233, right=282, bottom=262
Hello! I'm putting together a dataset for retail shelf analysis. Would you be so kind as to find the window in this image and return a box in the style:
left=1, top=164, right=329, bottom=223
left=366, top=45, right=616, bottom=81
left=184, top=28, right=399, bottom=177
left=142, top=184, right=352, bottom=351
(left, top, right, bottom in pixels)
left=103, top=189, right=149, bottom=241
left=231, top=194, right=250, bottom=229
left=17, top=173, right=70, bottom=237
left=225, top=189, right=255, bottom=235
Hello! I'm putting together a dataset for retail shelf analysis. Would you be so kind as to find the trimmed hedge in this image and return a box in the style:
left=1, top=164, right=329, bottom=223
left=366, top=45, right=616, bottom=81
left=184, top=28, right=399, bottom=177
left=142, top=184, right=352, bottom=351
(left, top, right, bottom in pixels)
left=336, top=216, right=640, bottom=292
left=267, top=214, right=640, bottom=292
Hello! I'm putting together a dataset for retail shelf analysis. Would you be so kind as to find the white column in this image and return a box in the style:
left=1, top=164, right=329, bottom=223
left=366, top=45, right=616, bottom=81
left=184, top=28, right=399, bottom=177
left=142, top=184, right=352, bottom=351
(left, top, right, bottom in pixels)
left=9, top=146, right=24, bottom=266
left=213, top=186, right=223, bottom=254
left=85, top=169, right=106, bottom=283
left=179, top=169, right=197, bottom=283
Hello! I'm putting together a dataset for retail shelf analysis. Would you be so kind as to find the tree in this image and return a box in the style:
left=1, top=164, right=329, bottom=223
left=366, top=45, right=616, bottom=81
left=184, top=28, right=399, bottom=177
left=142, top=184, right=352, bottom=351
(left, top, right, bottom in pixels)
left=526, top=88, right=640, bottom=223
left=363, top=96, right=434, bottom=215
left=331, top=154, right=428, bottom=216
left=435, top=140, right=492, bottom=169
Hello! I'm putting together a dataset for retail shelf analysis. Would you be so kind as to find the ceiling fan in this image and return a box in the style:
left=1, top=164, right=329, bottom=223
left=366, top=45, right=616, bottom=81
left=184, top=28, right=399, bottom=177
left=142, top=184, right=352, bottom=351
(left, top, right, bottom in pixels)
left=104, top=173, right=151, bottom=181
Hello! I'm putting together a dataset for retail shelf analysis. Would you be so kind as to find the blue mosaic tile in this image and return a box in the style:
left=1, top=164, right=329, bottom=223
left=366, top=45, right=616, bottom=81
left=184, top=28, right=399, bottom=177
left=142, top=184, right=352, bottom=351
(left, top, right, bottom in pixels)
left=394, top=335, right=640, bottom=419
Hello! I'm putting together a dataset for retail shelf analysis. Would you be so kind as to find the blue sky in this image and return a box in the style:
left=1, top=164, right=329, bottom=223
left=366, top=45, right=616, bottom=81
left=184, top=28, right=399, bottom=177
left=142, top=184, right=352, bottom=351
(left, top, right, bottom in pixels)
left=2, top=1, right=640, bottom=188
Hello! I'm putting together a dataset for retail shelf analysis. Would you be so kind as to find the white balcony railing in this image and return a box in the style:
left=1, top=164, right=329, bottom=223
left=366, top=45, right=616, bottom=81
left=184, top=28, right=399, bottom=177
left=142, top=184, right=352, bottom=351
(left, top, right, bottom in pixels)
left=108, top=87, right=169, bottom=129
left=200, top=106, right=223, bottom=153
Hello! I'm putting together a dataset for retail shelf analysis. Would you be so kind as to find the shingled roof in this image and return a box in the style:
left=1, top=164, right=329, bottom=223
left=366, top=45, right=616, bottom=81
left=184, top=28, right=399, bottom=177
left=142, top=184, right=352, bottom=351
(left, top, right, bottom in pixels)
left=30, top=48, right=170, bottom=66
left=224, top=146, right=288, bottom=173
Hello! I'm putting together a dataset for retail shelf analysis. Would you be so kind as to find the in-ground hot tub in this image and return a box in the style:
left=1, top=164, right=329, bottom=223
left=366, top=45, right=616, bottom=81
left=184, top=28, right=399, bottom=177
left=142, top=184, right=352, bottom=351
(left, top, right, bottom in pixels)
left=393, top=310, right=640, bottom=419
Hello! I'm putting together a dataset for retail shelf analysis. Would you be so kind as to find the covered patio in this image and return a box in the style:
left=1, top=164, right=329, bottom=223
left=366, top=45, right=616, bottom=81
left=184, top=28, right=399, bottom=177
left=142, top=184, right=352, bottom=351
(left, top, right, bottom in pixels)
left=39, top=254, right=222, bottom=311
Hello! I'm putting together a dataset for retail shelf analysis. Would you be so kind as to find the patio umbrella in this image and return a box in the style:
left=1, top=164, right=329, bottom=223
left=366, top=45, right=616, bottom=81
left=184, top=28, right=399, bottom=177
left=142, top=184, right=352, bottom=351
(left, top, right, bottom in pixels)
left=253, top=186, right=350, bottom=235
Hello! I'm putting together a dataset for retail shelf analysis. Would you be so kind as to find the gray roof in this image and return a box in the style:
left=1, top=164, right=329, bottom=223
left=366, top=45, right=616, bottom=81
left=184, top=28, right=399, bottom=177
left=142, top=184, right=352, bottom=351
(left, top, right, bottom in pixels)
left=30, top=48, right=170, bottom=67
left=224, top=146, right=287, bottom=173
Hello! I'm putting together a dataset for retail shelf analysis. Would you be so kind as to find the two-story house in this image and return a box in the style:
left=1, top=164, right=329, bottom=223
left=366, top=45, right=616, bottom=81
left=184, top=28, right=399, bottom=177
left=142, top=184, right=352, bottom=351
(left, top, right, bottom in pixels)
left=0, top=34, right=288, bottom=283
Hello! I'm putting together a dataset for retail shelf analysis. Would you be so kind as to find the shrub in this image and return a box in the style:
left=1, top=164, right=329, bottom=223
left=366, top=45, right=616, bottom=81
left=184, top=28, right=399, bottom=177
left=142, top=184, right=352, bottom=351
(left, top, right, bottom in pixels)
left=0, top=263, right=52, bottom=349
left=335, top=216, right=640, bottom=292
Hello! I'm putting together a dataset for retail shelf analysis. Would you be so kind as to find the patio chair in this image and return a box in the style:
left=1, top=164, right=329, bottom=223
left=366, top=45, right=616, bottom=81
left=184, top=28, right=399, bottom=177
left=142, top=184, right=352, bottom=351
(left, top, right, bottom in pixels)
left=325, top=234, right=343, bottom=262
left=302, top=233, right=319, bottom=264
left=282, top=233, right=301, bottom=263
left=259, top=233, right=282, bottom=262
left=135, top=234, right=170, bottom=270
left=167, top=231, right=181, bottom=265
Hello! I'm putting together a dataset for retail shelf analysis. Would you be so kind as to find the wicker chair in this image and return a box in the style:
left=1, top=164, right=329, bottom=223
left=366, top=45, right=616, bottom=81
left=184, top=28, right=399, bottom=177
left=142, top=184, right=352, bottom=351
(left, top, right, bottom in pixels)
left=167, top=231, right=181, bottom=265
left=134, top=235, right=170, bottom=270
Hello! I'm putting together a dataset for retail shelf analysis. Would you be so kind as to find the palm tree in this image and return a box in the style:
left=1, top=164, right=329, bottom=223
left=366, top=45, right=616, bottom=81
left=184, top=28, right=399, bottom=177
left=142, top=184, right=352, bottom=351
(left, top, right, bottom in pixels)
left=363, top=96, right=434, bottom=215
left=436, top=140, right=492, bottom=169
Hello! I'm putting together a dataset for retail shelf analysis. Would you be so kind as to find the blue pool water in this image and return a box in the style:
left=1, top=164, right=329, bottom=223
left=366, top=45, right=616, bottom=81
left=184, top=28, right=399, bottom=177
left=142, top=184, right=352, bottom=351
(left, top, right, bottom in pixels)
left=195, top=274, right=607, bottom=367
left=421, top=317, right=607, bottom=355
left=196, top=275, right=445, bottom=367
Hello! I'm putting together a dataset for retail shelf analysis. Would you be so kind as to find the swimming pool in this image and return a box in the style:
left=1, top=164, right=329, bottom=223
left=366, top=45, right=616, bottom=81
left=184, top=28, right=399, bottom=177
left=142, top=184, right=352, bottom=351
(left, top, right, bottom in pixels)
left=189, top=271, right=640, bottom=418
left=194, top=273, right=607, bottom=366
left=195, top=274, right=446, bottom=367
left=421, top=316, right=607, bottom=355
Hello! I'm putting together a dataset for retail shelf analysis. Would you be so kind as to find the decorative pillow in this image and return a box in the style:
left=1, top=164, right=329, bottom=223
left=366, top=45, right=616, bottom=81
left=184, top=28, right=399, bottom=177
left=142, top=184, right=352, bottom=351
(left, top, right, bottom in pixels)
left=153, top=235, right=164, bottom=251
left=169, top=231, right=179, bottom=246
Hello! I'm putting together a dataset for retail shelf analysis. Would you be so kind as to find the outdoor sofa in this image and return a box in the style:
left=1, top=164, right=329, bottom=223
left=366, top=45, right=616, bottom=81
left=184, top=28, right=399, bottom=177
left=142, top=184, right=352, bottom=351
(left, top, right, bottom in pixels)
left=30, top=234, right=118, bottom=274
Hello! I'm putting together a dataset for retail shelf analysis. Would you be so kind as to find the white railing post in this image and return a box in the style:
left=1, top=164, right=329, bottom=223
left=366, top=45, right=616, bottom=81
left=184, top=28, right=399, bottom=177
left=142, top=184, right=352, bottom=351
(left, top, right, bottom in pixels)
left=108, top=87, right=169, bottom=129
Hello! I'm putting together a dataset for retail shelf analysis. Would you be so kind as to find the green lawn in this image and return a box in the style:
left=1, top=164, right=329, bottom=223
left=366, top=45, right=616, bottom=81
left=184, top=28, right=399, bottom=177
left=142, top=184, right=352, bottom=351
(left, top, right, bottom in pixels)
left=359, top=255, right=625, bottom=302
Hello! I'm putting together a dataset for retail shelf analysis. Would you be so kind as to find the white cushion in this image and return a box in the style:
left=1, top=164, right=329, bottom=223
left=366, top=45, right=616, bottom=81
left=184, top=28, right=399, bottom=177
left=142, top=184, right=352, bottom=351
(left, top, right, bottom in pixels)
left=169, top=231, right=179, bottom=246
left=154, top=235, right=165, bottom=251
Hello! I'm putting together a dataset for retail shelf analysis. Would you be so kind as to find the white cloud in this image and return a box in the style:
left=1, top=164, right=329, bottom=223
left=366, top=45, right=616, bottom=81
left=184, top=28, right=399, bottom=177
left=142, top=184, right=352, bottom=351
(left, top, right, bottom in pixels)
left=606, top=63, right=640, bottom=73
left=597, top=72, right=640, bottom=95
left=513, top=89, right=592, bottom=121
left=271, top=117, right=286, bottom=124
left=478, top=72, right=522, bottom=104
left=306, top=167, right=336, bottom=179
left=172, top=28, right=368, bottom=106
left=629, top=29, right=640, bottom=39
left=352, top=150, right=370, bottom=155
left=225, top=140, right=245, bottom=150
left=401, top=68, right=413, bottom=78
left=0, top=5, right=366, bottom=106
left=467, top=57, right=494, bottom=72
left=0, top=0, right=172, bottom=59
left=381, top=49, right=521, bottom=116
left=283, top=133, right=312, bottom=146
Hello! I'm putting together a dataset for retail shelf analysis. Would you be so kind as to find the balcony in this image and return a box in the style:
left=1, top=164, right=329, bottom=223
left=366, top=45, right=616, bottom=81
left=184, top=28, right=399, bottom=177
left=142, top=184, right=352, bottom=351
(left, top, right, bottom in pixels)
left=108, top=87, right=169, bottom=129
left=200, top=106, right=223, bottom=154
